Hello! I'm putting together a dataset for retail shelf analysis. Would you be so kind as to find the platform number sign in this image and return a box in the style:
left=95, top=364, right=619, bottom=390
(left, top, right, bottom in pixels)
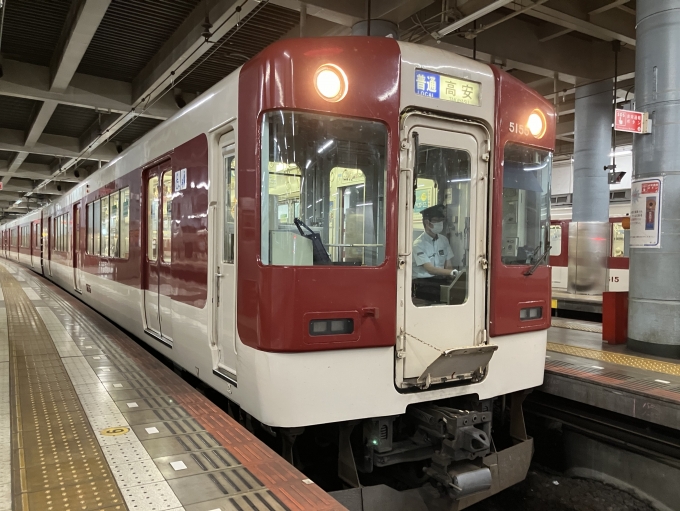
left=174, top=168, right=187, bottom=192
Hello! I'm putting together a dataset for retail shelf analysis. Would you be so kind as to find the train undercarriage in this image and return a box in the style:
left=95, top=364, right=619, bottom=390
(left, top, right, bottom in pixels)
left=222, top=390, right=534, bottom=511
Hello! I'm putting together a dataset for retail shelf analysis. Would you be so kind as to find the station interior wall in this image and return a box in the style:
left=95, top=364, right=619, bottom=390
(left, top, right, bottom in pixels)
left=552, top=147, right=633, bottom=197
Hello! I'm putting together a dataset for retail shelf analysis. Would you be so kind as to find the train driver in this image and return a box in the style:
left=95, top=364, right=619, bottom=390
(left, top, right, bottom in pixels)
left=412, top=205, right=458, bottom=303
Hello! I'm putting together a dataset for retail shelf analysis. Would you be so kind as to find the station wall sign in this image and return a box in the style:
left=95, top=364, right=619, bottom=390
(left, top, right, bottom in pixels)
left=615, top=109, right=650, bottom=134
left=630, top=178, right=662, bottom=248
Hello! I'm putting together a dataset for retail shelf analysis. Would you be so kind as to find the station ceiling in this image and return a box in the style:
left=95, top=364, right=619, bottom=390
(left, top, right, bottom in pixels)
left=0, top=0, right=637, bottom=221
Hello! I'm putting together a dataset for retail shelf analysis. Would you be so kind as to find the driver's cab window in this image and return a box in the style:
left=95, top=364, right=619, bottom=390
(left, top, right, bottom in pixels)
left=261, top=111, right=387, bottom=267
left=412, top=145, right=471, bottom=307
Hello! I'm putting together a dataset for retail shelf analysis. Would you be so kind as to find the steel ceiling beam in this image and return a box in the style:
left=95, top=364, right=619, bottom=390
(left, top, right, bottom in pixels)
left=2, top=179, right=64, bottom=195
left=50, top=0, right=113, bottom=92
left=131, top=0, right=254, bottom=105
left=0, top=162, right=85, bottom=183
left=0, top=128, right=117, bottom=161
left=1, top=0, right=113, bottom=200
left=433, top=0, right=514, bottom=38
left=589, top=0, right=630, bottom=17
left=425, top=37, right=580, bottom=84
left=30, top=0, right=267, bottom=204
left=273, top=0, right=434, bottom=25
left=506, top=0, right=636, bottom=46
left=0, top=59, right=176, bottom=121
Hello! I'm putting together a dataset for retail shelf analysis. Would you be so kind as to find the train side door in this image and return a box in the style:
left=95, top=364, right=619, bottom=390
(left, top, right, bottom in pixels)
left=33, top=221, right=40, bottom=269
left=45, top=219, right=52, bottom=275
left=158, top=169, right=174, bottom=343
left=144, top=166, right=163, bottom=337
left=73, top=204, right=82, bottom=292
left=213, top=131, right=237, bottom=383
left=144, top=161, right=173, bottom=343
left=396, top=117, right=492, bottom=389
left=28, top=222, right=37, bottom=268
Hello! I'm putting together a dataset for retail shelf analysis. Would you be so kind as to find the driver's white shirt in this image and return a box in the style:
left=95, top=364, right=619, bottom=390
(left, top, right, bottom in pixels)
left=412, top=232, right=454, bottom=279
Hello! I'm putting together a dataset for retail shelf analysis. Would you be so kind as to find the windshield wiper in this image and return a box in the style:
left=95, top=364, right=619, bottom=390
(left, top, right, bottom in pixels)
left=524, top=243, right=550, bottom=276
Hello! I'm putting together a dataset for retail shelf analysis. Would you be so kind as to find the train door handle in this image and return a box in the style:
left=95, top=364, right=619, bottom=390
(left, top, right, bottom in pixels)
left=215, top=271, right=222, bottom=307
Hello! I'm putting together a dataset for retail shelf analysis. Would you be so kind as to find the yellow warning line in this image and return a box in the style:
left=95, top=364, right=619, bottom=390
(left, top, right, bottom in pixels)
left=547, top=342, right=680, bottom=377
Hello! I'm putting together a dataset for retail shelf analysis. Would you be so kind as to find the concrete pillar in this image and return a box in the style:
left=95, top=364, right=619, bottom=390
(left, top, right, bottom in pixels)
left=572, top=81, right=612, bottom=223
left=567, top=81, right=612, bottom=296
left=628, top=1, right=680, bottom=358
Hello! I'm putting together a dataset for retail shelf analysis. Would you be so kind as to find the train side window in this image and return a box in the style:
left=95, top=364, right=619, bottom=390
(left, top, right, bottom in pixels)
left=223, top=152, right=235, bottom=264
left=162, top=172, right=172, bottom=262
left=501, top=143, right=552, bottom=266
left=110, top=191, right=120, bottom=258
left=148, top=177, right=159, bottom=261
left=611, top=222, right=626, bottom=257
left=101, top=196, right=110, bottom=257
left=550, top=225, right=562, bottom=257
left=93, top=199, right=101, bottom=256
left=121, top=188, right=130, bottom=259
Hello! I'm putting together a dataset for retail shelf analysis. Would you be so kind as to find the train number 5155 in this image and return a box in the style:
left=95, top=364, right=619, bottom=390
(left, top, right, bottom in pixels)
left=508, top=122, right=528, bottom=135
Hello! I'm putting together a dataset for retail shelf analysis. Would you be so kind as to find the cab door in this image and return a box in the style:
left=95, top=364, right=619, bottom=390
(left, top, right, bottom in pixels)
left=212, top=130, right=237, bottom=383
left=396, top=116, right=494, bottom=389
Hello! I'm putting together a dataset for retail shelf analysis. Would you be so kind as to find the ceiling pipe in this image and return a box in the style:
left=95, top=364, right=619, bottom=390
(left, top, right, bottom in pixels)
left=432, top=0, right=514, bottom=39
left=299, top=2, right=307, bottom=37
left=462, top=0, right=550, bottom=39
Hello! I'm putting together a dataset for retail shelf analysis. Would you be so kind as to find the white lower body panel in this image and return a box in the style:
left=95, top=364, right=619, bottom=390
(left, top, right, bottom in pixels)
left=36, top=260, right=546, bottom=430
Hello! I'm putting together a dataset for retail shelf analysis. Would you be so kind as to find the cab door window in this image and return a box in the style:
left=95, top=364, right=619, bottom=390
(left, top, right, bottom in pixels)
left=411, top=145, right=471, bottom=307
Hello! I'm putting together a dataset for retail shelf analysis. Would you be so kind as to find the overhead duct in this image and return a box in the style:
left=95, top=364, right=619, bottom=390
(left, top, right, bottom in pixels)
left=351, top=19, right=398, bottom=38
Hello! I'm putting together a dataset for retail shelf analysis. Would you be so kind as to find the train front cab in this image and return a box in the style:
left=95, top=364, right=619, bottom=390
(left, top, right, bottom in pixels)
left=221, top=38, right=556, bottom=505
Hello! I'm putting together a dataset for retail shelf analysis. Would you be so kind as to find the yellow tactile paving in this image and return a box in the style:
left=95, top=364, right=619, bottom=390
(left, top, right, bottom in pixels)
left=551, top=317, right=603, bottom=334
left=0, top=265, right=127, bottom=511
left=547, top=342, right=680, bottom=377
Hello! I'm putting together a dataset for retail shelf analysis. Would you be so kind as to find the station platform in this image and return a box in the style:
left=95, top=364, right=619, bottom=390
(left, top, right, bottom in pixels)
left=0, top=260, right=344, bottom=511
left=551, top=291, right=603, bottom=315
left=542, top=319, right=680, bottom=431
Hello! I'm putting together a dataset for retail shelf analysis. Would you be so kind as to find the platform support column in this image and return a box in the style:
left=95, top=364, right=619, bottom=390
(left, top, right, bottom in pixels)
left=573, top=81, right=611, bottom=224
left=628, top=1, right=680, bottom=358
left=568, top=81, right=612, bottom=295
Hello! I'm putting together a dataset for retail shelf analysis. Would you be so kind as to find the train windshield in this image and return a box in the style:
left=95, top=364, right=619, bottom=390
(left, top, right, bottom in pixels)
left=501, top=143, right=552, bottom=266
left=260, top=111, right=387, bottom=266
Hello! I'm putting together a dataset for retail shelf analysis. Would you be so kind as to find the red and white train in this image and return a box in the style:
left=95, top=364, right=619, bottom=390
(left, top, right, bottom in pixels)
left=1, top=38, right=555, bottom=504
left=551, top=202, right=630, bottom=296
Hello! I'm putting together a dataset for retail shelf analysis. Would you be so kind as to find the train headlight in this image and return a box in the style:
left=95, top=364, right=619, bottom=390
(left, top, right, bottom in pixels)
left=527, top=109, right=546, bottom=139
left=314, top=64, right=348, bottom=102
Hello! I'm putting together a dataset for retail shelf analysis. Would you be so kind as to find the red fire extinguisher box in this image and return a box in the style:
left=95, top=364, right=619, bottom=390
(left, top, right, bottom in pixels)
left=602, top=291, right=628, bottom=345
